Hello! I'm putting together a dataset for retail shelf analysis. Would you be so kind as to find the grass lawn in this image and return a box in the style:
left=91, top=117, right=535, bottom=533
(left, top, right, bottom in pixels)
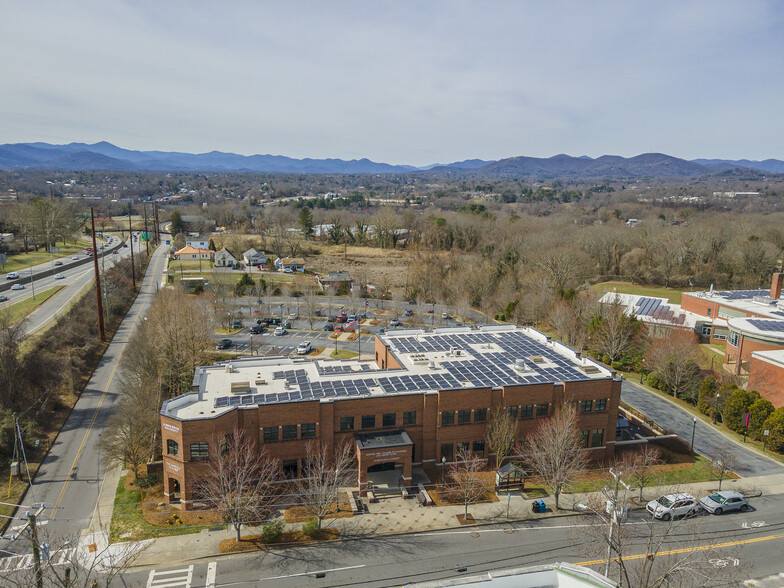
left=3, top=286, right=64, bottom=323
left=592, top=281, right=685, bottom=304
left=2, top=238, right=95, bottom=274
left=216, top=326, right=244, bottom=335
left=331, top=349, right=358, bottom=359
left=168, top=259, right=210, bottom=272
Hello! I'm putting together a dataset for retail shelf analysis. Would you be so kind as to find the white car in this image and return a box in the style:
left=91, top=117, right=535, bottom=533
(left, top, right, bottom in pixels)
left=699, top=491, right=749, bottom=515
left=6, top=272, right=19, bottom=280
left=54, top=273, right=65, bottom=280
left=288, top=312, right=299, bottom=320
left=11, top=283, right=25, bottom=290
left=296, top=341, right=312, bottom=355
left=283, top=268, right=294, bottom=274
left=274, top=326, right=287, bottom=336
left=71, top=256, right=78, bottom=260
left=442, top=312, right=449, bottom=319
left=646, top=493, right=699, bottom=521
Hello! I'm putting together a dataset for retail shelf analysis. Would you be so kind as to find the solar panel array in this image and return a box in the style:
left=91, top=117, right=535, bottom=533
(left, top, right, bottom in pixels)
left=635, top=297, right=686, bottom=325
left=715, top=289, right=768, bottom=300
left=747, top=318, right=784, bottom=333
left=211, top=330, right=603, bottom=409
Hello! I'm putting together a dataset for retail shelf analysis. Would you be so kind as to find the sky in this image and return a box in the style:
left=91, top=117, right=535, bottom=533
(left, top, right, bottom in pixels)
left=1, top=1, right=782, bottom=165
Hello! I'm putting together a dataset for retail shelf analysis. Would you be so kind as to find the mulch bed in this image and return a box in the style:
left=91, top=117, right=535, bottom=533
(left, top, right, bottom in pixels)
left=456, top=514, right=476, bottom=525
left=124, top=473, right=224, bottom=527
left=284, top=494, right=355, bottom=523
left=219, top=529, right=340, bottom=553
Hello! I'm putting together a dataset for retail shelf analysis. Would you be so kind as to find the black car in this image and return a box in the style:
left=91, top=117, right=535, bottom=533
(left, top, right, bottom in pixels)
left=322, top=324, right=334, bottom=331
left=0, top=295, right=8, bottom=302
left=267, top=317, right=282, bottom=326
left=232, top=320, right=243, bottom=329
left=250, top=325, right=265, bottom=334
left=216, top=338, right=233, bottom=350
left=54, top=260, right=63, bottom=266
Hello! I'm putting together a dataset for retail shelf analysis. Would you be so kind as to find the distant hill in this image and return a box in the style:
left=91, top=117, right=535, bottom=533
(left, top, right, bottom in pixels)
left=0, top=141, right=780, bottom=178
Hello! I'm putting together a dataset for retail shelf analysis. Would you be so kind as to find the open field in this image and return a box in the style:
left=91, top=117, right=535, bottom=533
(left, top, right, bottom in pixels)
left=1, top=238, right=95, bottom=274
left=2, top=285, right=65, bottom=323
left=592, top=281, right=685, bottom=304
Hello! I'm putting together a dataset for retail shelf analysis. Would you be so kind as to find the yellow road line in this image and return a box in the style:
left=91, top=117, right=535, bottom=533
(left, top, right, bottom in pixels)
left=575, top=531, right=784, bottom=566
left=48, top=247, right=166, bottom=518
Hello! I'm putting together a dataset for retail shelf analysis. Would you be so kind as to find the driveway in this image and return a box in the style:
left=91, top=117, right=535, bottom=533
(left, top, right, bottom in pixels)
left=621, top=380, right=784, bottom=477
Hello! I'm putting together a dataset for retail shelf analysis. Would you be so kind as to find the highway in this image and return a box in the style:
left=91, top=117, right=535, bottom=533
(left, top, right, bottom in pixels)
left=0, top=241, right=170, bottom=557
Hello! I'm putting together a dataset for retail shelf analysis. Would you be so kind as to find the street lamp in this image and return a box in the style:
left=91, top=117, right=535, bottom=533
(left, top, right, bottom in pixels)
left=691, top=417, right=697, bottom=450
left=713, top=393, right=720, bottom=425
left=250, top=334, right=253, bottom=356
left=441, top=456, right=446, bottom=484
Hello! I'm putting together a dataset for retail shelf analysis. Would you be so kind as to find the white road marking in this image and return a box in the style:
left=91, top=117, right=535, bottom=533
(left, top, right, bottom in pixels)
left=206, top=561, right=217, bottom=588
left=261, top=564, right=366, bottom=580
left=146, top=564, right=194, bottom=587
left=0, top=548, right=74, bottom=573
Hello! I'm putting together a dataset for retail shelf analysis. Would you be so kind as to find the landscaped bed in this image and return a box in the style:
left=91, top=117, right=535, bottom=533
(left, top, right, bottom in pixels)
left=219, top=529, right=340, bottom=553
left=283, top=495, right=355, bottom=523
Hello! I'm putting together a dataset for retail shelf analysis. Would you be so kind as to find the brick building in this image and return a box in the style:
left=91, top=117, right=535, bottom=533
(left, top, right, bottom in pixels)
left=160, top=325, right=621, bottom=509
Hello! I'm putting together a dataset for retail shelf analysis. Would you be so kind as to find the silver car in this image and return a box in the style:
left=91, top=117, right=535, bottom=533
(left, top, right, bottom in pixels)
left=646, top=493, right=699, bottom=520
left=699, top=491, right=749, bottom=515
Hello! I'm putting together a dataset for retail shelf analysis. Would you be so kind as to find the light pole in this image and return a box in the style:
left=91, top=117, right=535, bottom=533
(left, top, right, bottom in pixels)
left=691, top=417, right=697, bottom=450
left=710, top=355, right=716, bottom=374
left=441, top=455, right=446, bottom=485
left=713, top=393, right=720, bottom=425
left=604, top=468, right=631, bottom=578
left=250, top=334, right=253, bottom=356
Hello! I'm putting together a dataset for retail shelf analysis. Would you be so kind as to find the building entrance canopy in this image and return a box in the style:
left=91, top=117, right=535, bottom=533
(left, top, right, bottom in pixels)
left=355, top=430, right=413, bottom=494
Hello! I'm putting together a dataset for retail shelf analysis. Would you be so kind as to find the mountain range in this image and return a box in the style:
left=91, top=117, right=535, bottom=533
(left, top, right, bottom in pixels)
left=0, top=141, right=781, bottom=178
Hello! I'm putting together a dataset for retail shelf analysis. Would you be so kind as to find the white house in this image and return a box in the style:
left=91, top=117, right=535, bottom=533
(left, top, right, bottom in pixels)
left=243, top=248, right=267, bottom=267
left=214, top=247, right=237, bottom=268
left=173, top=246, right=214, bottom=261
left=186, top=238, right=210, bottom=250
left=274, top=257, right=305, bottom=272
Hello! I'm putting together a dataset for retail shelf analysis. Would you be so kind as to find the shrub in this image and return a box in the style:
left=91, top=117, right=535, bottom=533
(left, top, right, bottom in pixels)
left=723, top=389, right=760, bottom=433
left=697, top=377, right=716, bottom=415
left=261, top=519, right=285, bottom=543
left=762, top=407, right=784, bottom=453
left=302, top=518, right=319, bottom=538
left=749, top=398, right=775, bottom=440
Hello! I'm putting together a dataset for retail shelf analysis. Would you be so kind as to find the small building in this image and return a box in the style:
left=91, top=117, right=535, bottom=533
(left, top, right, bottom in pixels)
left=214, top=247, right=237, bottom=268
left=173, top=246, right=214, bottom=261
left=0, top=233, right=14, bottom=243
left=243, top=248, right=267, bottom=267
left=317, top=271, right=354, bottom=292
left=186, top=238, right=210, bottom=250
left=495, top=462, right=526, bottom=491
left=275, top=257, right=305, bottom=272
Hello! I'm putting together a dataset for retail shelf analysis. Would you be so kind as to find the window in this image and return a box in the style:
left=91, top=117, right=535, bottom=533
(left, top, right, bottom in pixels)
left=403, top=411, right=416, bottom=425
left=440, top=443, right=453, bottom=462
left=340, top=416, right=354, bottom=431
left=282, top=459, right=298, bottom=479
left=474, top=408, right=487, bottom=422
left=581, top=430, right=590, bottom=448
left=301, top=423, right=316, bottom=438
left=702, top=325, right=712, bottom=336
left=282, top=425, right=298, bottom=441
left=189, top=442, right=208, bottom=461
left=521, top=405, right=534, bottom=418
left=728, top=330, right=740, bottom=347
left=361, top=414, right=376, bottom=429
left=713, top=327, right=728, bottom=340
left=707, top=308, right=712, bottom=318
left=441, top=411, right=455, bottom=426
left=507, top=406, right=518, bottom=420
left=263, top=427, right=278, bottom=442
left=167, top=439, right=179, bottom=456
left=591, top=429, right=604, bottom=448
left=595, top=398, right=607, bottom=412
left=580, top=400, right=592, bottom=413
left=457, top=441, right=470, bottom=453
left=536, top=403, right=549, bottom=417
left=382, top=413, right=396, bottom=427
left=472, top=440, right=485, bottom=457
left=458, top=409, right=471, bottom=424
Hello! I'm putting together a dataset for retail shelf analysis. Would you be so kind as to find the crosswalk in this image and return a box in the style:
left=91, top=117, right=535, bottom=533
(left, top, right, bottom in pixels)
left=0, top=547, right=75, bottom=572
left=147, top=564, right=193, bottom=587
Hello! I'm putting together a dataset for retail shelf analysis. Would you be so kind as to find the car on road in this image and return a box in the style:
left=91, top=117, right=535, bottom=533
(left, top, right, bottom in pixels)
left=699, top=491, right=749, bottom=515
left=6, top=272, right=19, bottom=279
left=296, top=341, right=312, bottom=355
left=54, top=260, right=63, bottom=266
left=112, top=250, right=118, bottom=255
left=274, top=326, right=287, bottom=336
left=408, top=299, right=416, bottom=305
left=216, top=338, right=233, bottom=350
left=404, top=309, right=413, bottom=316
left=54, top=274, right=65, bottom=280
left=72, top=255, right=79, bottom=259
left=249, top=325, right=265, bottom=334
left=389, top=318, right=402, bottom=327
left=11, top=283, right=25, bottom=290
left=0, top=295, right=8, bottom=302
left=232, top=320, right=243, bottom=329
left=646, top=493, right=699, bottom=520
left=322, top=324, right=333, bottom=331
left=442, top=312, right=449, bottom=319
left=288, top=312, right=299, bottom=320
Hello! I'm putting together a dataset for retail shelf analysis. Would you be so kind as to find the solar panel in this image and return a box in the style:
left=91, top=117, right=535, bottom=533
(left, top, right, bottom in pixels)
left=747, top=319, right=784, bottom=332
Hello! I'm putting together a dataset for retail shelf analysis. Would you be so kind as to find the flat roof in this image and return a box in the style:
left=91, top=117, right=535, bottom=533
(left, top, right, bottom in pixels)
left=685, top=289, right=784, bottom=320
left=599, top=292, right=700, bottom=328
left=161, top=325, right=615, bottom=422
left=356, top=430, right=412, bottom=450
left=751, top=349, right=784, bottom=368
left=728, top=317, right=784, bottom=341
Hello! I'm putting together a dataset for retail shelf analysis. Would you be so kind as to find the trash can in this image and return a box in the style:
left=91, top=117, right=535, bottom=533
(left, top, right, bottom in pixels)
left=532, top=500, right=546, bottom=514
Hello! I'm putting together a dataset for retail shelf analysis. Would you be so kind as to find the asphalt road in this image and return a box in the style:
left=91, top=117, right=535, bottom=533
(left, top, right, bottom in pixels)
left=621, top=380, right=784, bottom=477
left=0, top=241, right=170, bottom=556
left=116, top=491, right=784, bottom=587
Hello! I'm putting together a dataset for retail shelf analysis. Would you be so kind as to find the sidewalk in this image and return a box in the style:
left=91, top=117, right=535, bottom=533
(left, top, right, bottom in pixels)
left=126, top=472, right=784, bottom=569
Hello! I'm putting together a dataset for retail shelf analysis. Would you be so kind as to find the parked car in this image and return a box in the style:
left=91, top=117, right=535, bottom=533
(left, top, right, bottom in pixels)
left=699, top=491, right=749, bottom=515
left=404, top=309, right=413, bottom=316
left=274, top=326, right=287, bottom=336
left=322, top=324, right=333, bottom=331
left=215, top=338, right=233, bottom=350
left=267, top=317, right=282, bottom=326
left=408, top=299, right=416, bottom=305
left=232, top=320, right=243, bottom=329
left=54, top=260, right=63, bottom=266
left=334, top=325, right=343, bottom=332
left=249, top=325, right=265, bottom=334
left=327, top=315, right=337, bottom=323
left=11, top=283, right=25, bottom=290
left=646, top=493, right=699, bottom=520
left=336, top=315, right=347, bottom=323
left=0, top=295, right=8, bottom=302
left=112, top=250, right=118, bottom=255
left=283, top=267, right=294, bottom=274
left=288, top=312, right=299, bottom=320
left=359, top=312, right=368, bottom=319
left=6, top=272, right=19, bottom=279
left=296, top=341, right=312, bottom=355
left=54, top=274, right=65, bottom=280
left=389, top=318, right=402, bottom=327
left=426, top=308, right=434, bottom=314
left=347, top=315, right=357, bottom=323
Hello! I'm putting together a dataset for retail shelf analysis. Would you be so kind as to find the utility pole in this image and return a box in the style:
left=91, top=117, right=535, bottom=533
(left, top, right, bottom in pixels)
left=128, top=206, right=136, bottom=290
left=143, top=202, right=150, bottom=257
left=29, top=512, right=44, bottom=588
left=603, top=468, right=630, bottom=578
left=90, top=208, right=105, bottom=341
left=29, top=261, right=36, bottom=301
left=153, top=200, right=161, bottom=244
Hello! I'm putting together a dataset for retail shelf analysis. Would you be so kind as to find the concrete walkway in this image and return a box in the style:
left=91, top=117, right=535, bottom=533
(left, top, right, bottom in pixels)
left=126, top=472, right=784, bottom=569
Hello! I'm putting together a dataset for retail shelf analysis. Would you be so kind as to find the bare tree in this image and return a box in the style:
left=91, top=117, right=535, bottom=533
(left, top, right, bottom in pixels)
left=592, top=294, right=643, bottom=362
left=620, top=445, right=662, bottom=500
left=485, top=406, right=518, bottom=469
left=711, top=444, right=737, bottom=491
left=454, top=292, right=471, bottom=323
left=518, top=403, right=589, bottom=510
left=293, top=441, right=355, bottom=531
left=99, top=400, right=156, bottom=481
left=644, top=330, right=703, bottom=402
left=197, top=427, right=280, bottom=542
left=302, top=284, right=320, bottom=330
left=446, top=449, right=490, bottom=519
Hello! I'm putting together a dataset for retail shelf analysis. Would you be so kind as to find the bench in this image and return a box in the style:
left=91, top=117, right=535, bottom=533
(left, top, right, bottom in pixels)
left=417, top=483, right=434, bottom=506
left=367, top=490, right=377, bottom=503
left=346, top=491, right=362, bottom=514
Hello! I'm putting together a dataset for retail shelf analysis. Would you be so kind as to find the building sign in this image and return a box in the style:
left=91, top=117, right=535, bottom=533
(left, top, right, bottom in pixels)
left=166, top=461, right=181, bottom=473
left=163, top=422, right=180, bottom=434
left=366, top=447, right=410, bottom=461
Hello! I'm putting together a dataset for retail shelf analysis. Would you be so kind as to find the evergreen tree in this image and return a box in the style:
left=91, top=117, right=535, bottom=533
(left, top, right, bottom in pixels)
left=299, top=206, right=315, bottom=239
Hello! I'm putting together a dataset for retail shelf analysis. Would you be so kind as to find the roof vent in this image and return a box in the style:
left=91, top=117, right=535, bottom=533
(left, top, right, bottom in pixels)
left=528, top=355, right=544, bottom=363
left=225, top=363, right=234, bottom=373
left=428, top=360, right=437, bottom=369
left=514, top=359, right=528, bottom=371
left=581, top=365, right=601, bottom=374
left=230, top=381, right=250, bottom=395
left=450, top=347, right=462, bottom=357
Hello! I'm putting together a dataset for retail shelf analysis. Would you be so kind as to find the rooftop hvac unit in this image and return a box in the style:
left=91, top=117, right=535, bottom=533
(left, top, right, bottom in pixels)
left=428, top=360, right=436, bottom=369
left=231, top=381, right=250, bottom=395
left=514, top=359, right=527, bottom=371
